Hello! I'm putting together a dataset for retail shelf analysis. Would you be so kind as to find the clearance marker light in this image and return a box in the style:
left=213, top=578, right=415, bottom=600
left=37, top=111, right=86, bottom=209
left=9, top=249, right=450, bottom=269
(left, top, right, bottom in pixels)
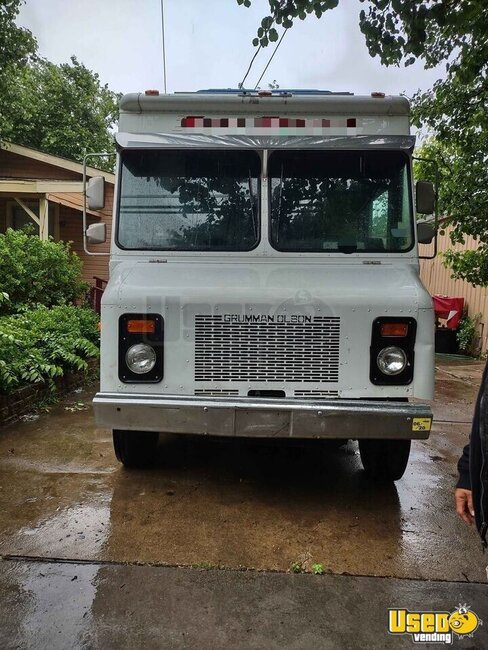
left=127, top=319, right=156, bottom=334
left=380, top=322, right=409, bottom=337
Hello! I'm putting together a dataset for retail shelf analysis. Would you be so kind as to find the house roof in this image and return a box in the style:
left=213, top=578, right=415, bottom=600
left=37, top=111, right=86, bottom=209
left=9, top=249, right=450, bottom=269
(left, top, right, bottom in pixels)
left=0, top=142, right=115, bottom=184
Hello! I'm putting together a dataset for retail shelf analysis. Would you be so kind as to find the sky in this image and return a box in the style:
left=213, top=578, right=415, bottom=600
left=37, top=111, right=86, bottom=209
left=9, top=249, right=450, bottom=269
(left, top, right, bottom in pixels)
left=17, top=0, right=446, bottom=98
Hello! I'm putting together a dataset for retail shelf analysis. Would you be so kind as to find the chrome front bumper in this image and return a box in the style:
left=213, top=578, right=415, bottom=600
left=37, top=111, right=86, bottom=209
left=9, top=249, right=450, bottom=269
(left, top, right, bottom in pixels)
left=93, top=393, right=433, bottom=440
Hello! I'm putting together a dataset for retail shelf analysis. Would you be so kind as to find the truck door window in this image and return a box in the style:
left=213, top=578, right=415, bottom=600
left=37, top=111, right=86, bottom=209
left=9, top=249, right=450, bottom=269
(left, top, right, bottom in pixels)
left=269, top=150, right=413, bottom=253
left=118, top=150, right=261, bottom=251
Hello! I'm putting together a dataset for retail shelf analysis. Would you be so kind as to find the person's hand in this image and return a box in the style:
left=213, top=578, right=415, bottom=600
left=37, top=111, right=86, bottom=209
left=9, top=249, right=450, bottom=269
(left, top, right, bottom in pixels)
left=455, top=488, right=474, bottom=525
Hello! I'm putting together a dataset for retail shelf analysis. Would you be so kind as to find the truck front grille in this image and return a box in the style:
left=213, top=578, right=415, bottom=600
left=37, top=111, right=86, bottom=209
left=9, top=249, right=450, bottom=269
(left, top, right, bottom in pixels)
left=294, top=390, right=338, bottom=398
left=194, top=315, right=340, bottom=382
left=194, top=389, right=239, bottom=397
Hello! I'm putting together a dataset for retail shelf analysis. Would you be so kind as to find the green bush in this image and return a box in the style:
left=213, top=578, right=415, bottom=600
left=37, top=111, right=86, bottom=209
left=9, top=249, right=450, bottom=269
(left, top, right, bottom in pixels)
left=456, top=312, right=481, bottom=355
left=0, top=304, right=99, bottom=393
left=0, top=229, right=88, bottom=315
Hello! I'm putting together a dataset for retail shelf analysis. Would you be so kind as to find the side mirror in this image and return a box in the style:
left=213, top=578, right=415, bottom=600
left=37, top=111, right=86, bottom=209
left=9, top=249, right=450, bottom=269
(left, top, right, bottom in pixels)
left=416, top=181, right=435, bottom=215
left=86, top=176, right=105, bottom=210
left=86, top=222, right=106, bottom=245
left=417, top=221, right=436, bottom=245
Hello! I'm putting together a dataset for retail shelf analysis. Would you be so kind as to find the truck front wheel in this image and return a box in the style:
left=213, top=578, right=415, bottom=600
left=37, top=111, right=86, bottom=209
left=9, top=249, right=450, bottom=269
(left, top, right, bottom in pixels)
left=112, top=430, right=159, bottom=468
left=358, top=439, right=411, bottom=481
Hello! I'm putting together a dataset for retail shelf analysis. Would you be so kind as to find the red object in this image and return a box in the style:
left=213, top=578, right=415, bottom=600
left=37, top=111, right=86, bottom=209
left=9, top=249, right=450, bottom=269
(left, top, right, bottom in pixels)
left=432, top=295, right=465, bottom=329
left=90, top=276, right=107, bottom=315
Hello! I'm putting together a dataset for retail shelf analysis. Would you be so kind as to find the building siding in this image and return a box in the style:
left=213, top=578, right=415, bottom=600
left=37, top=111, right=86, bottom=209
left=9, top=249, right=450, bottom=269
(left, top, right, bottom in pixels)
left=0, top=150, right=81, bottom=180
left=420, top=228, right=488, bottom=352
left=0, top=197, right=7, bottom=231
left=59, top=191, right=112, bottom=284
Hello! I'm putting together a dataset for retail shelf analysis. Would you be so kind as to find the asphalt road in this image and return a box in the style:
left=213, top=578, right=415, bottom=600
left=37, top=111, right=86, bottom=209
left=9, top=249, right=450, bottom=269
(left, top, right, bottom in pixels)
left=0, top=356, right=487, bottom=648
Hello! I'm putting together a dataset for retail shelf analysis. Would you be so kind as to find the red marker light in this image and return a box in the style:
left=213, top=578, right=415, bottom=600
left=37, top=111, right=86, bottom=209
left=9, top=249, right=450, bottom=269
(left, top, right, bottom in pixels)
left=371, top=92, right=385, bottom=98
left=145, top=89, right=160, bottom=96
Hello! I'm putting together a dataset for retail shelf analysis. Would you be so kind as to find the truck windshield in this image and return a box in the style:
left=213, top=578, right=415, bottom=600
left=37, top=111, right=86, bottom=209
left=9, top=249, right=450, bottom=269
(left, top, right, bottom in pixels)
left=269, top=150, right=413, bottom=253
left=118, top=150, right=261, bottom=250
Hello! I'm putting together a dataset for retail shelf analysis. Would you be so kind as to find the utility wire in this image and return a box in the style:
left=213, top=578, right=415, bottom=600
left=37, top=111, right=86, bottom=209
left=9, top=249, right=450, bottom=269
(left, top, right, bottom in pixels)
left=160, top=0, right=168, bottom=93
left=239, top=44, right=263, bottom=89
left=254, top=29, right=288, bottom=90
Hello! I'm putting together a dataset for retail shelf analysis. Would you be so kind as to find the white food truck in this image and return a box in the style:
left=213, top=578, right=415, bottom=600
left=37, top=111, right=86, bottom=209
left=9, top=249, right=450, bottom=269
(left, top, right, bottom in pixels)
left=87, top=89, right=436, bottom=480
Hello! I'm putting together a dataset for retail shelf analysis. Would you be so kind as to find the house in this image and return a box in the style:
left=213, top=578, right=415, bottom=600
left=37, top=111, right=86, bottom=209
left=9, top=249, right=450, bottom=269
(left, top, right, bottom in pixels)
left=0, top=142, right=112, bottom=302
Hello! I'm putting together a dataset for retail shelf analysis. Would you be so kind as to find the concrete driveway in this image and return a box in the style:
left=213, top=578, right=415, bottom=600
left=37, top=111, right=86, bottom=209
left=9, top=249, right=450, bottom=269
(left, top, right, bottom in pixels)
left=0, top=356, right=487, bottom=648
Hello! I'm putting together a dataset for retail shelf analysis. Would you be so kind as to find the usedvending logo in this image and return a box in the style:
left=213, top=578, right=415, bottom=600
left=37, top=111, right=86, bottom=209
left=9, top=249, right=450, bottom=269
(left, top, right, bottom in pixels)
left=388, top=604, right=482, bottom=644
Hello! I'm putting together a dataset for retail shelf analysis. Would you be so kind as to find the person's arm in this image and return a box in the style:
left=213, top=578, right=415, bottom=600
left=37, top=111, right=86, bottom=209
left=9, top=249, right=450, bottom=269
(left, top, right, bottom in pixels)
left=455, top=443, right=474, bottom=525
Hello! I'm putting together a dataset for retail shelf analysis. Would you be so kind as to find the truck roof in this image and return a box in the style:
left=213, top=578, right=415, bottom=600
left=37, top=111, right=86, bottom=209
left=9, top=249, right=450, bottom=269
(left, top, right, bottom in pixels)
left=119, top=92, right=410, bottom=117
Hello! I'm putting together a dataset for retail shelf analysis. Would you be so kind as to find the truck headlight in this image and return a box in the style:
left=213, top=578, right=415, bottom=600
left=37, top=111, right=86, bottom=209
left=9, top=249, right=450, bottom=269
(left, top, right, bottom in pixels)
left=125, top=343, right=157, bottom=374
left=377, top=346, right=407, bottom=376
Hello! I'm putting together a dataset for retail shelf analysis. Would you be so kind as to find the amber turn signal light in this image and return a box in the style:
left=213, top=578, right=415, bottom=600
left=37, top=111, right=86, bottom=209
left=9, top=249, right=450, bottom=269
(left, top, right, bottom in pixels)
left=380, top=322, right=408, bottom=337
left=127, top=319, right=156, bottom=334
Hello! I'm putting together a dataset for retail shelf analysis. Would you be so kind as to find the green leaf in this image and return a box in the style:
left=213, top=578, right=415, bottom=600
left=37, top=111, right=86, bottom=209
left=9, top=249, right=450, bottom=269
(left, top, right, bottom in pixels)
left=268, top=28, right=278, bottom=42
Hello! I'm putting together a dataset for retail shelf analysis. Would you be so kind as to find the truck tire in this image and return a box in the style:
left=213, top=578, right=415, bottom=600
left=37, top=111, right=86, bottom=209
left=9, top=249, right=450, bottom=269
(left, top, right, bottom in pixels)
left=358, top=439, right=411, bottom=481
left=112, top=430, right=159, bottom=468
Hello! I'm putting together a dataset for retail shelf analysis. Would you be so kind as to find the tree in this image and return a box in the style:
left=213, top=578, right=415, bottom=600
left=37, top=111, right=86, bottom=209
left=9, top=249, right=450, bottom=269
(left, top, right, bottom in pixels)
left=0, top=2, right=119, bottom=170
left=238, top=0, right=488, bottom=284
left=2, top=56, right=119, bottom=170
left=414, top=82, right=488, bottom=286
left=0, top=0, right=37, bottom=134
left=239, top=1, right=486, bottom=79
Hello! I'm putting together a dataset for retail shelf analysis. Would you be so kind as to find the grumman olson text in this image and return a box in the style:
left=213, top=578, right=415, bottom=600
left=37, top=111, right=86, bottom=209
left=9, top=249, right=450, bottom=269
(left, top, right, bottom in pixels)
left=223, top=314, right=312, bottom=324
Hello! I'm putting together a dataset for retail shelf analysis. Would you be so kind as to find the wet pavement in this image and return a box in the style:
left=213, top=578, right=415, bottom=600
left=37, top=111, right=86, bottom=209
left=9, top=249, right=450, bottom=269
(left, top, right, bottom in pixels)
left=1, top=560, right=487, bottom=650
left=0, top=355, right=487, bottom=647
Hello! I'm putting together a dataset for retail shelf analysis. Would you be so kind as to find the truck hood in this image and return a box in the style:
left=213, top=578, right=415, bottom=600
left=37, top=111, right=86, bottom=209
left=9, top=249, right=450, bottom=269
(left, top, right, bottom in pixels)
left=103, top=260, right=432, bottom=313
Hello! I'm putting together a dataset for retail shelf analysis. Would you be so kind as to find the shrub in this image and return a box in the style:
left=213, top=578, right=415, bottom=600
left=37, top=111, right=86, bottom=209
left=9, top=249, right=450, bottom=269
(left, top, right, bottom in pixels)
left=0, top=228, right=88, bottom=314
left=456, top=312, right=482, bottom=355
left=0, top=304, right=99, bottom=393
